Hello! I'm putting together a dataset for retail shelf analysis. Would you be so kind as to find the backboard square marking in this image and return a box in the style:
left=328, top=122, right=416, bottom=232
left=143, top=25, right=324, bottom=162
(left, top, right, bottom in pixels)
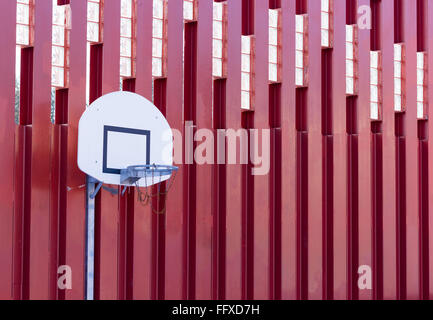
left=102, top=125, right=151, bottom=174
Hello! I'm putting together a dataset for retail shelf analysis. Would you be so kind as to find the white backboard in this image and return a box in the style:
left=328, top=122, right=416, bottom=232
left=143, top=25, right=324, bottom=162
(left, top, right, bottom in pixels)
left=77, top=91, right=173, bottom=186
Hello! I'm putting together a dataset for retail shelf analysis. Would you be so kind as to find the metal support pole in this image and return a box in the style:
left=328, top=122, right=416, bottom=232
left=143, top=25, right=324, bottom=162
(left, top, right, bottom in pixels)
left=85, top=175, right=97, bottom=300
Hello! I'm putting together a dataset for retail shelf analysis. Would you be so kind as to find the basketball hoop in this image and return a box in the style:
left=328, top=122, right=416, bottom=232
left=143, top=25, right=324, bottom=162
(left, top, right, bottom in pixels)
left=78, top=92, right=177, bottom=300
left=120, top=164, right=178, bottom=214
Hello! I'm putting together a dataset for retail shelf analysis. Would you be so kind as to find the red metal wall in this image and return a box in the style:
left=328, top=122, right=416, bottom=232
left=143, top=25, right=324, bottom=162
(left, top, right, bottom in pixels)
left=0, top=0, right=433, bottom=300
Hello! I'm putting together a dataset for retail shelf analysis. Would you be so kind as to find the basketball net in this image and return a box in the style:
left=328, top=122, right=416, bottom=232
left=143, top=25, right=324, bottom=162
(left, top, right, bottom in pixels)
left=133, top=164, right=178, bottom=215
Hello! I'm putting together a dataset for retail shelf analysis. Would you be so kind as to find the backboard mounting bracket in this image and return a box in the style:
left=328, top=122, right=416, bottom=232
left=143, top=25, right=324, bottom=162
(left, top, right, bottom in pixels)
left=90, top=181, right=103, bottom=199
